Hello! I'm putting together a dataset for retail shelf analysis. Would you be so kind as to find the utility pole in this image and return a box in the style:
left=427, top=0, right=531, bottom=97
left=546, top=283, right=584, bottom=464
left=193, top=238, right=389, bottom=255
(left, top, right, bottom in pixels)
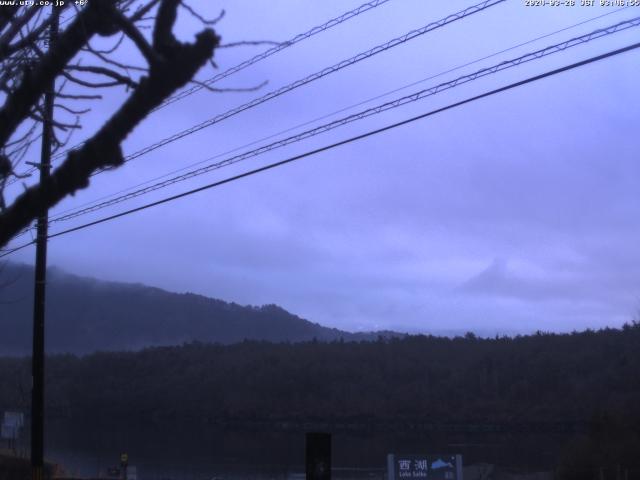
left=31, top=6, right=58, bottom=480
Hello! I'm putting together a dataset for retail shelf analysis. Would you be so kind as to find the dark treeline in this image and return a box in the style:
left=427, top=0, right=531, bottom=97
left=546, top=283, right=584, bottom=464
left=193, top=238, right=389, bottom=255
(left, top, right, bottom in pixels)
left=2, top=326, right=640, bottom=478
left=1, top=325, right=639, bottom=427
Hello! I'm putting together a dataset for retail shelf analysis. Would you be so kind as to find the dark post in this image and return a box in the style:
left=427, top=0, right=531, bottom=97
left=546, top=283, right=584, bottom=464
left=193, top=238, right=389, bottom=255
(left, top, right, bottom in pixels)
left=120, top=453, right=128, bottom=480
left=31, top=7, right=58, bottom=480
left=305, top=432, right=331, bottom=480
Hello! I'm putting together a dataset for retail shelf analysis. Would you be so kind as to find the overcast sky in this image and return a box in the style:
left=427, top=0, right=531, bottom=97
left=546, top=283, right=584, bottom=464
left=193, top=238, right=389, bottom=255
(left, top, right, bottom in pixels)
left=4, top=0, right=640, bottom=335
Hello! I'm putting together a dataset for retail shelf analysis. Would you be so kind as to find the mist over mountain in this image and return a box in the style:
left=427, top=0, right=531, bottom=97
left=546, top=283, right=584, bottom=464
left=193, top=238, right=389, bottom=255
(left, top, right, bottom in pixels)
left=0, top=263, right=398, bottom=355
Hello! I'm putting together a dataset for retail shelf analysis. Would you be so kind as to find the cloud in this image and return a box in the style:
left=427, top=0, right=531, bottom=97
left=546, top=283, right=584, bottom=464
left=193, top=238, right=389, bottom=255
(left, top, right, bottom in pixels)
left=4, top=2, right=640, bottom=336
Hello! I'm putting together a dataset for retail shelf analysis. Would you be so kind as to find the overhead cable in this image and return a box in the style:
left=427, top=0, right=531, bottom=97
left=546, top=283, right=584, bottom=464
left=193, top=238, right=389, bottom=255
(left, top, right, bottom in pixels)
left=3, top=40, right=639, bottom=259
left=3, top=40, right=638, bottom=258
left=45, top=5, right=632, bottom=222
left=47, top=16, right=640, bottom=224
left=156, top=0, right=396, bottom=111
left=36, top=0, right=504, bottom=175
left=44, top=0, right=396, bottom=166
left=114, top=0, right=506, bottom=168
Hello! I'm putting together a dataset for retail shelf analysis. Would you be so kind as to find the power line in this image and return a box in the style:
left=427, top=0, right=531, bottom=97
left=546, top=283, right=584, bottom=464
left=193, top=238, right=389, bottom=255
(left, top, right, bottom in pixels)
left=8, top=0, right=503, bottom=207
left=307, top=5, right=633, bottom=128
left=46, top=5, right=632, bottom=221
left=0, top=242, right=31, bottom=258
left=3, top=39, right=638, bottom=259
left=3, top=0, right=395, bottom=190
left=97, top=0, right=506, bottom=173
left=47, top=16, right=640, bottom=225
left=155, top=0, right=395, bottom=111
left=43, top=0, right=395, bottom=166
left=2, top=0, right=399, bottom=228
left=6, top=0, right=500, bottom=186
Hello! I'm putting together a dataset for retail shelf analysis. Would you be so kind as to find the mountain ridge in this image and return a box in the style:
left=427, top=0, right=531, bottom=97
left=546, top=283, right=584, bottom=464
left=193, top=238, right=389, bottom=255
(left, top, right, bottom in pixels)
left=0, top=262, right=402, bottom=355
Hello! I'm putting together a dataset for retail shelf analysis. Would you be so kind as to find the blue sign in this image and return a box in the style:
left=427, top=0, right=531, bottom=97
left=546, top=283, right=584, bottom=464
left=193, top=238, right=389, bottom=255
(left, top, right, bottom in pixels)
left=387, top=454, right=462, bottom=480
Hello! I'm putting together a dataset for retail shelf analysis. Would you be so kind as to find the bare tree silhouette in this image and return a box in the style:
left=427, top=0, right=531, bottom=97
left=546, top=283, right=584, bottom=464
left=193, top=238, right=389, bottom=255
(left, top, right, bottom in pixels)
left=0, top=0, right=222, bottom=248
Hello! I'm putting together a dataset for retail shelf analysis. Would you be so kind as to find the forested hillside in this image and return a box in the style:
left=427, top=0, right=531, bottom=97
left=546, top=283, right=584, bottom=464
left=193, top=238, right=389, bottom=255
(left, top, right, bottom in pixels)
left=1, top=326, right=639, bottom=428
left=0, top=263, right=390, bottom=354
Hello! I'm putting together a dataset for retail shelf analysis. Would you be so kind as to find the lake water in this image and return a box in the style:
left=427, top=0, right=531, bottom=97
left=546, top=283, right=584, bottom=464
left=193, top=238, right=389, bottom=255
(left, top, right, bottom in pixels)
left=33, top=421, right=567, bottom=479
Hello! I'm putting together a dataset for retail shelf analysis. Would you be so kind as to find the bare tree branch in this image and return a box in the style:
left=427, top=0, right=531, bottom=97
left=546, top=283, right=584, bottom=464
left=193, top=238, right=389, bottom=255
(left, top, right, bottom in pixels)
left=83, top=40, right=147, bottom=72
left=0, top=1, right=118, bottom=147
left=0, top=5, right=20, bottom=33
left=84, top=32, right=125, bottom=55
left=111, top=10, right=161, bottom=66
left=129, top=0, right=162, bottom=23
left=56, top=92, right=103, bottom=100
left=4, top=121, right=38, bottom=149
left=28, top=109, right=81, bottom=131
left=54, top=103, right=91, bottom=115
left=180, top=2, right=225, bottom=26
left=152, top=0, right=180, bottom=54
left=0, top=6, right=39, bottom=56
left=0, top=16, right=50, bottom=62
left=0, top=0, right=220, bottom=247
left=65, top=64, right=138, bottom=88
left=61, top=70, right=128, bottom=89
